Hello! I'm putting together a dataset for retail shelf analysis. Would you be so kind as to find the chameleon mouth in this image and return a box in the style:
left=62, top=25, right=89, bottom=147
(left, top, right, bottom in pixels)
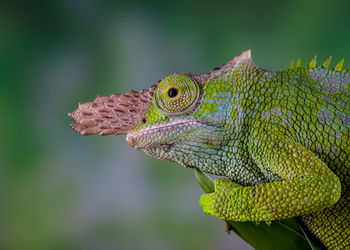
left=126, top=118, right=205, bottom=150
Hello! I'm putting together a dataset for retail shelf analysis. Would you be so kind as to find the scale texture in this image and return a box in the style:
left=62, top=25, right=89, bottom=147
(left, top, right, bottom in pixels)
left=70, top=50, right=350, bottom=249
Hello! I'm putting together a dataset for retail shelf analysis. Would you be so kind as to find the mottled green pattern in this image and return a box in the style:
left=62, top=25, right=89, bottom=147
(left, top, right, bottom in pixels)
left=126, top=52, right=350, bottom=249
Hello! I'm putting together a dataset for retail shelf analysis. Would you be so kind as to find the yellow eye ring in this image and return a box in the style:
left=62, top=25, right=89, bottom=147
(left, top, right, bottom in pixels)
left=155, top=74, right=200, bottom=115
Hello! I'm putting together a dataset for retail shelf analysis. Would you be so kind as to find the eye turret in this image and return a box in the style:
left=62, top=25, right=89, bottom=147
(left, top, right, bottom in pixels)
left=155, top=75, right=201, bottom=115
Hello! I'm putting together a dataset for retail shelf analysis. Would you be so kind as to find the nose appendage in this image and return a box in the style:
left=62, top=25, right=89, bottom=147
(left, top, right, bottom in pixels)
left=69, top=86, right=156, bottom=136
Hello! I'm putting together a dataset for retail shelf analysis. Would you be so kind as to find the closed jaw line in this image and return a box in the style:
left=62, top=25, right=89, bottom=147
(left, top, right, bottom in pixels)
left=126, top=118, right=203, bottom=147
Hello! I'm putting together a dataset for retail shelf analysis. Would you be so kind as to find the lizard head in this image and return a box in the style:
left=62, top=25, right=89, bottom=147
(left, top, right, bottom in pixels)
left=69, top=74, right=210, bottom=164
left=69, top=50, right=254, bottom=168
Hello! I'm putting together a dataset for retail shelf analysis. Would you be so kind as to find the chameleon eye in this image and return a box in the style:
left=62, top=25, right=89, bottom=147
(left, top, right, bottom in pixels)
left=167, top=88, right=178, bottom=98
left=155, top=74, right=200, bottom=115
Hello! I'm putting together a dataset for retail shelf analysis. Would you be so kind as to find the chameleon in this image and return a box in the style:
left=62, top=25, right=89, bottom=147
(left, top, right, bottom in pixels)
left=69, top=50, right=350, bottom=249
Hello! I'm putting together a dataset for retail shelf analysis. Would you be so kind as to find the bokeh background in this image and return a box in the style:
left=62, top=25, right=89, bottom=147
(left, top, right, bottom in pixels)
left=1, top=0, right=350, bottom=249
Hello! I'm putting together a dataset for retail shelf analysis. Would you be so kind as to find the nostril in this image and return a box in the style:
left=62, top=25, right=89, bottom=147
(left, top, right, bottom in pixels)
left=126, top=136, right=136, bottom=147
left=161, top=143, right=174, bottom=153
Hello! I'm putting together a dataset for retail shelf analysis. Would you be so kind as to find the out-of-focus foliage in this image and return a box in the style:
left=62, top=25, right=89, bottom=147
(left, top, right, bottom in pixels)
left=1, top=0, right=349, bottom=249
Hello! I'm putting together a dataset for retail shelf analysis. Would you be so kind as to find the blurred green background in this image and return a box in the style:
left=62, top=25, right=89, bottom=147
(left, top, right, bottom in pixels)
left=1, top=0, right=350, bottom=249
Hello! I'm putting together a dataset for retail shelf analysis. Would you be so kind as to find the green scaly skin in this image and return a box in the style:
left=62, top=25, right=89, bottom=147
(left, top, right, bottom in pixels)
left=70, top=50, right=350, bottom=249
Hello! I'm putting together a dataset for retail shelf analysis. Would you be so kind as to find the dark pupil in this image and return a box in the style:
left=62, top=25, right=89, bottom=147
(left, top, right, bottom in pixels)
left=168, top=88, right=178, bottom=98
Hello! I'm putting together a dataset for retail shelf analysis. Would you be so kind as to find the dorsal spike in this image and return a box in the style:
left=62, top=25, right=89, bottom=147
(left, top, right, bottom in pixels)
left=309, top=56, right=317, bottom=68
left=296, top=58, right=302, bottom=68
left=322, top=56, right=332, bottom=68
left=335, top=59, right=344, bottom=71
left=289, top=60, right=294, bottom=69
left=343, top=67, right=350, bottom=73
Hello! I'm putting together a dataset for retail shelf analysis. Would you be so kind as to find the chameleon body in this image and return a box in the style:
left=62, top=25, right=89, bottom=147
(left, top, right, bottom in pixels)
left=70, top=50, right=350, bottom=249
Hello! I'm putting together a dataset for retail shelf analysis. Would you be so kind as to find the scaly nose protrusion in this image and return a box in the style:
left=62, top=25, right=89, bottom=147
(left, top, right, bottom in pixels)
left=69, top=85, right=156, bottom=136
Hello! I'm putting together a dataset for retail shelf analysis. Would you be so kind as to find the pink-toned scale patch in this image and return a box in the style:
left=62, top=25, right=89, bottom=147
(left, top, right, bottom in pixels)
left=69, top=85, right=156, bottom=136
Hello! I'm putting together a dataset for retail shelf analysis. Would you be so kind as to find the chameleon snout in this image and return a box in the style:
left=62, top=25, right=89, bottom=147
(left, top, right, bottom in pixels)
left=69, top=86, right=156, bottom=136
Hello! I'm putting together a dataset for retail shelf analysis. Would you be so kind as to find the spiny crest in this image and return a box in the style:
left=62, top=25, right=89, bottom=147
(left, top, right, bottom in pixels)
left=309, top=56, right=317, bottom=68
left=287, top=55, right=346, bottom=72
left=296, top=58, right=302, bottom=68
left=335, top=59, right=344, bottom=71
left=343, top=67, right=350, bottom=73
left=322, top=57, right=332, bottom=68
left=289, top=60, right=294, bottom=69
